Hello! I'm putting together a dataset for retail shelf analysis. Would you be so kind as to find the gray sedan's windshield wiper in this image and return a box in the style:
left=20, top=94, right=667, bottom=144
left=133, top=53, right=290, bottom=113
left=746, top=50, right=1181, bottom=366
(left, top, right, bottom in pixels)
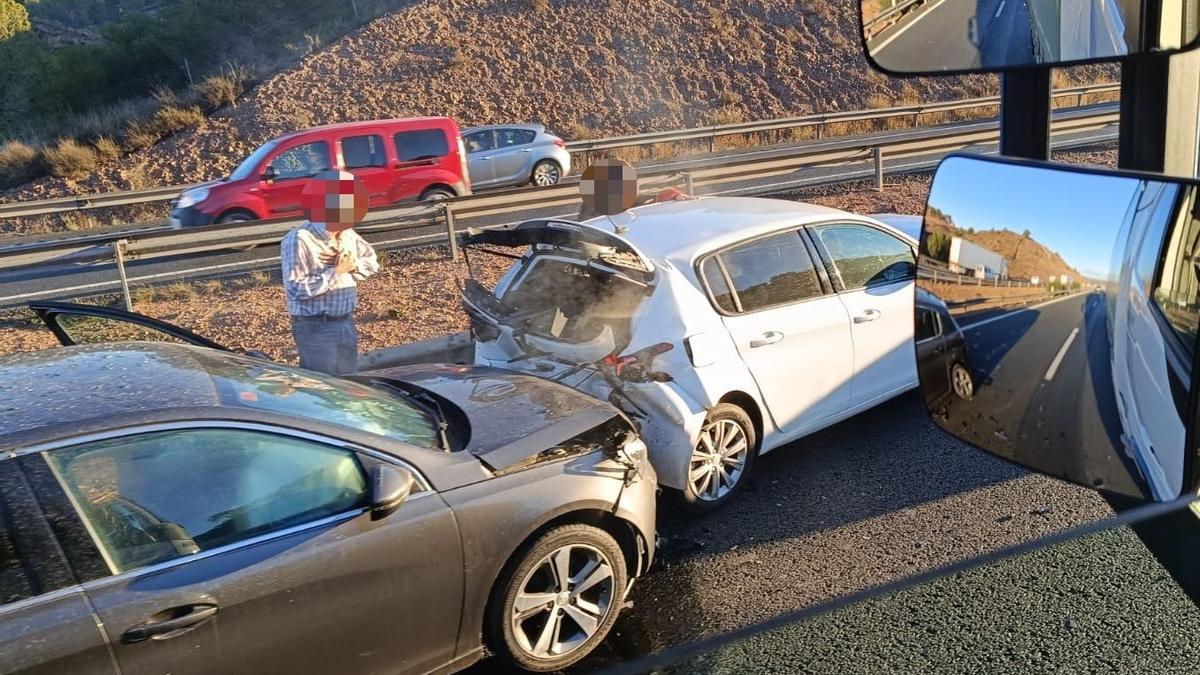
left=360, top=377, right=452, bottom=452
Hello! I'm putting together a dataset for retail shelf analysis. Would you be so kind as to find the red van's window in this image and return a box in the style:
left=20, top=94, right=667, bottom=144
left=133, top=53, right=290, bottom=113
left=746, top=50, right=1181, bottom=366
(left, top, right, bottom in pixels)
left=270, top=141, right=331, bottom=180
left=342, top=135, right=387, bottom=169
left=394, top=130, right=449, bottom=162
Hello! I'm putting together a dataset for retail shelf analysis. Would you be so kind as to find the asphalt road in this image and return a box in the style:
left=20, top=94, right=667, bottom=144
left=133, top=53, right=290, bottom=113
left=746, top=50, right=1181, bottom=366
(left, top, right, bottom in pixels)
left=465, top=386, right=1137, bottom=673
left=870, top=0, right=1036, bottom=72
left=933, top=292, right=1149, bottom=500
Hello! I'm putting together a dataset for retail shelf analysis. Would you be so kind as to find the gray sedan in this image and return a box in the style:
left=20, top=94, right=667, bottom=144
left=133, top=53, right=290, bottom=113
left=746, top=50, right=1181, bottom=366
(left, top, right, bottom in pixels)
left=0, top=302, right=656, bottom=674
left=464, top=124, right=572, bottom=189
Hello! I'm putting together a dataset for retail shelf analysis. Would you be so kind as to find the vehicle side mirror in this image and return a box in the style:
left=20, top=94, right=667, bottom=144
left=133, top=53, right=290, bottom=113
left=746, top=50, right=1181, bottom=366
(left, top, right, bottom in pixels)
left=369, top=464, right=414, bottom=519
left=918, top=155, right=1200, bottom=503
left=262, top=165, right=278, bottom=183
left=859, top=0, right=1200, bottom=74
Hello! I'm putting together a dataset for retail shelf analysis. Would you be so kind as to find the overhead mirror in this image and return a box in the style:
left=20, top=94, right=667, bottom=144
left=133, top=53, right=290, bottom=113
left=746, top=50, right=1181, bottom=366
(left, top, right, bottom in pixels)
left=918, top=155, right=1200, bottom=502
left=861, top=0, right=1200, bottom=74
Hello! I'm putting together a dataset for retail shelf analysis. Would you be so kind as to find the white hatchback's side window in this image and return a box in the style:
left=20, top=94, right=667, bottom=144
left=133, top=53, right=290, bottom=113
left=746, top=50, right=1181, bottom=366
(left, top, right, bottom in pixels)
left=702, top=230, right=822, bottom=313
left=45, top=429, right=368, bottom=574
left=813, top=224, right=915, bottom=290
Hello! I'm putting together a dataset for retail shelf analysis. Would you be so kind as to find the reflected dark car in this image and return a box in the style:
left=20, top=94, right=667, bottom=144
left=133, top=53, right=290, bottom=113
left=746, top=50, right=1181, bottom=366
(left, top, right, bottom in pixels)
left=0, top=302, right=656, bottom=675
left=915, top=289, right=974, bottom=403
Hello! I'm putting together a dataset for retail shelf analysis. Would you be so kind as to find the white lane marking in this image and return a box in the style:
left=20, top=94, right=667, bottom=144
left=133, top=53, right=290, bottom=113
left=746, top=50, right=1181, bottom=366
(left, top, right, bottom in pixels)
left=959, top=292, right=1091, bottom=331
left=871, top=0, right=951, bottom=53
left=1043, top=327, right=1080, bottom=381
left=994, top=0, right=1006, bottom=19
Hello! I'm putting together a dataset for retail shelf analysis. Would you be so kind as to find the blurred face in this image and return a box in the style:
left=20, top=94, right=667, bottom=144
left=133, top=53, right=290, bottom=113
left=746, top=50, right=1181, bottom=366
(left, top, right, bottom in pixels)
left=302, top=171, right=369, bottom=231
left=580, top=159, right=638, bottom=216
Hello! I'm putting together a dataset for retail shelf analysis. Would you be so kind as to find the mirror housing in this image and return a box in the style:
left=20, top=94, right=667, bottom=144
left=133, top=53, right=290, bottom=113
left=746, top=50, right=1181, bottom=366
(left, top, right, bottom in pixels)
left=917, top=155, right=1200, bottom=503
left=261, top=165, right=278, bottom=183
left=860, top=0, right=1200, bottom=75
left=369, top=464, right=414, bottom=520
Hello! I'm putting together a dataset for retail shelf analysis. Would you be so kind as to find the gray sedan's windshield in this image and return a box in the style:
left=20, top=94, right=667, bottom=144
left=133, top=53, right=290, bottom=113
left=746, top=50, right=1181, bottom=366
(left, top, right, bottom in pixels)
left=212, top=360, right=441, bottom=449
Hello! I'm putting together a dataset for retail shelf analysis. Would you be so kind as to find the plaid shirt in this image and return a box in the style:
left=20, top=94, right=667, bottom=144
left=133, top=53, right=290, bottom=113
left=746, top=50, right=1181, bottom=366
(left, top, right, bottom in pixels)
left=281, top=221, right=380, bottom=317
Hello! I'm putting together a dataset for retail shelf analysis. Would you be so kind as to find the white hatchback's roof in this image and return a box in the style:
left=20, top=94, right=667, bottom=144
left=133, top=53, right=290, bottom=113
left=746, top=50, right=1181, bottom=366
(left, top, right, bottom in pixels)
left=584, top=197, right=896, bottom=267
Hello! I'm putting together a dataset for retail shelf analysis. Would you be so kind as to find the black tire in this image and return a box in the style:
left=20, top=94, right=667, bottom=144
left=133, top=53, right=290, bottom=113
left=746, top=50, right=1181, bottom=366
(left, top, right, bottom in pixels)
left=529, top=159, right=562, bottom=187
left=676, top=403, right=757, bottom=516
left=419, top=186, right=456, bottom=201
left=216, top=209, right=257, bottom=224
left=487, top=524, right=628, bottom=672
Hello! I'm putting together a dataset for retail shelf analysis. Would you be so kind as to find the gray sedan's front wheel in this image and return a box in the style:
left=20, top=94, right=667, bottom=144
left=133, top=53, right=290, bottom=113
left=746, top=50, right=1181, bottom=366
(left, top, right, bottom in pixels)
left=489, top=524, right=628, bottom=672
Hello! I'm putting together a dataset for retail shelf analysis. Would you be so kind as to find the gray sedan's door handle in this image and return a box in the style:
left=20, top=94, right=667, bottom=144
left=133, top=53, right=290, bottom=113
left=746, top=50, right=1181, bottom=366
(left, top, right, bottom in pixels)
left=854, top=309, right=882, bottom=324
left=122, top=604, right=218, bottom=643
left=749, top=331, right=784, bottom=348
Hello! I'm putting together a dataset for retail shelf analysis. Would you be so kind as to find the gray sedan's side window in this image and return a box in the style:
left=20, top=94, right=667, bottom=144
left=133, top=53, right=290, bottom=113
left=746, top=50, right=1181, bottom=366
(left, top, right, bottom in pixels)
left=43, top=429, right=368, bottom=575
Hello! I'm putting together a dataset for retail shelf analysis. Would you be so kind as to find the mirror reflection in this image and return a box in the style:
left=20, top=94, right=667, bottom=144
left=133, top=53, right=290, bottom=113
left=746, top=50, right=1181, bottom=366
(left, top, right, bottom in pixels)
left=862, top=0, right=1200, bottom=73
left=918, top=155, right=1200, bottom=502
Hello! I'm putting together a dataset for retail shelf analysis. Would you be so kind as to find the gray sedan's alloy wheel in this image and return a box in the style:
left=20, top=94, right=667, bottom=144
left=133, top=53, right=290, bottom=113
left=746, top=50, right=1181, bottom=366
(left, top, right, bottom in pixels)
left=490, top=524, right=628, bottom=672
left=951, top=363, right=974, bottom=400
left=531, top=160, right=561, bottom=187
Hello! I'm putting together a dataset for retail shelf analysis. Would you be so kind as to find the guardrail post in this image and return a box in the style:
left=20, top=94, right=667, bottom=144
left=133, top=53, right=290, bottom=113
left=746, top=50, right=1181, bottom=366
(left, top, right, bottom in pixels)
left=443, top=203, right=460, bottom=261
left=932, top=269, right=938, bottom=283
left=685, top=172, right=695, bottom=195
left=114, top=239, right=133, bottom=312
left=873, top=146, right=884, bottom=192
left=709, top=133, right=716, bottom=154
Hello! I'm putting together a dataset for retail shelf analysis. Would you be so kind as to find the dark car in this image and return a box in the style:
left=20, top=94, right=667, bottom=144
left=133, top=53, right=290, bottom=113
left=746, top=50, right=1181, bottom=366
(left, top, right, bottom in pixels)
left=0, top=302, right=656, bottom=675
left=915, top=288, right=974, bottom=403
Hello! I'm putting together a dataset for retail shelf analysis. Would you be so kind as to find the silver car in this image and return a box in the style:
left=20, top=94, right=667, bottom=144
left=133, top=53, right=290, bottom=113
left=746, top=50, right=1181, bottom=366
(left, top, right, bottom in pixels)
left=463, top=124, right=572, bottom=189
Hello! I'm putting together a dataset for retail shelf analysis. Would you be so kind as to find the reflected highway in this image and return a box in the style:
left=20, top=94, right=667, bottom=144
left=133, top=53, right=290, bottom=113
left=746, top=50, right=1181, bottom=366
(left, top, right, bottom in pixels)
left=931, top=291, right=1149, bottom=499
left=869, top=0, right=1036, bottom=71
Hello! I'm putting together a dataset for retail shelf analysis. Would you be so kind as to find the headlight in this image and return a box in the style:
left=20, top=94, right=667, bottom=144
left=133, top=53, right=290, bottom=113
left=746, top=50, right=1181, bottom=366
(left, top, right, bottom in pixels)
left=176, top=187, right=209, bottom=209
left=618, top=435, right=648, bottom=467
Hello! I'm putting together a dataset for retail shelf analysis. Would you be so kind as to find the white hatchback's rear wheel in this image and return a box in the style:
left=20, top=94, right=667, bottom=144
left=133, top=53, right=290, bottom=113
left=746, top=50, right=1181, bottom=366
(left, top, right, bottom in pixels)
left=678, top=403, right=757, bottom=515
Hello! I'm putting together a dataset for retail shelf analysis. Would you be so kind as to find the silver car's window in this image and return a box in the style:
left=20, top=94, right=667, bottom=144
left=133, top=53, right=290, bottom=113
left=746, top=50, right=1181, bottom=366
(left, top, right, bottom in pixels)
left=44, top=429, right=368, bottom=575
left=496, top=128, right=535, bottom=147
left=711, top=231, right=822, bottom=313
left=465, top=130, right=495, bottom=153
left=269, top=141, right=331, bottom=180
left=813, top=223, right=915, bottom=290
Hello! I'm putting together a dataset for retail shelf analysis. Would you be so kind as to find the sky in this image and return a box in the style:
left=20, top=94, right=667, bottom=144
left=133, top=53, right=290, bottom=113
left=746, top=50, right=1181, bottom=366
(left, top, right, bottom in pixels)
left=927, top=156, right=1144, bottom=279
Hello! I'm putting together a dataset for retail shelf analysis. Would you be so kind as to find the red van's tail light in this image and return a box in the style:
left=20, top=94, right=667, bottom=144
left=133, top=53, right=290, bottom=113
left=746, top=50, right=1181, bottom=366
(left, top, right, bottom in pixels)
left=456, top=136, right=471, bottom=188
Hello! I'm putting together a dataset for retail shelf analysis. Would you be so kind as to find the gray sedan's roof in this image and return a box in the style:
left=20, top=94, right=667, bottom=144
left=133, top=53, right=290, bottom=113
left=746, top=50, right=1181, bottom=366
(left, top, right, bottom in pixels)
left=0, top=343, right=226, bottom=442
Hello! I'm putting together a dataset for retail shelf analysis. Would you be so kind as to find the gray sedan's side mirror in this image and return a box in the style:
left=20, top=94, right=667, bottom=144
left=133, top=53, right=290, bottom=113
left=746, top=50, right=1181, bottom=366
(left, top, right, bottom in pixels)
left=370, top=464, right=414, bottom=520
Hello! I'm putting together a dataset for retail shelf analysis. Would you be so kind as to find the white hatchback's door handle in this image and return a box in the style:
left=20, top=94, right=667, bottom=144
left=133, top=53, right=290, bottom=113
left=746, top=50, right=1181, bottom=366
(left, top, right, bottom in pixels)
left=749, top=331, right=784, bottom=348
left=854, top=309, right=882, bottom=323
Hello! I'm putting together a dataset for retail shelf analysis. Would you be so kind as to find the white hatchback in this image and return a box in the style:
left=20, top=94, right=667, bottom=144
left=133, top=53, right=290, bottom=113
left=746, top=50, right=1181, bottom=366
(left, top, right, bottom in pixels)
left=460, top=197, right=919, bottom=512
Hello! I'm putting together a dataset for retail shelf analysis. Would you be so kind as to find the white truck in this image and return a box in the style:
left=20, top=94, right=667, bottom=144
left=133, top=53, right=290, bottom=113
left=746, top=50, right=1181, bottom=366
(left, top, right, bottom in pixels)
left=949, top=236, right=1008, bottom=280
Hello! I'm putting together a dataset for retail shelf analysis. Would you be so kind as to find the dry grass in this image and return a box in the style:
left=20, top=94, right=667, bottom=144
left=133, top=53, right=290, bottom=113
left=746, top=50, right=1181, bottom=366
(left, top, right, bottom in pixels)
left=93, top=136, right=122, bottom=163
left=0, top=140, right=41, bottom=187
left=447, top=48, right=469, bottom=71
left=528, top=0, right=550, bottom=10
left=43, top=138, right=98, bottom=181
left=197, top=68, right=248, bottom=110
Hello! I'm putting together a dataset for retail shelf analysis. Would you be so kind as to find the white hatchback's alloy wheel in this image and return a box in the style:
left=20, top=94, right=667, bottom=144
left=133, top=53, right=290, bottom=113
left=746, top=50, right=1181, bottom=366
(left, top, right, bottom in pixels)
left=689, top=418, right=750, bottom=502
left=532, top=161, right=560, bottom=186
left=510, top=544, right=615, bottom=660
left=951, top=363, right=974, bottom=400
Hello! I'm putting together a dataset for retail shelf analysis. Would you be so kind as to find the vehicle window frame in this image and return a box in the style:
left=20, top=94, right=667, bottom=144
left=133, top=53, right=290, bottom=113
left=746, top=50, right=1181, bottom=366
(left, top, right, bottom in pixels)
left=914, top=306, right=943, bottom=344
left=695, top=226, right=830, bottom=317
left=339, top=132, right=388, bottom=170
left=807, top=220, right=918, bottom=293
left=0, top=458, right=77, bottom=607
left=496, top=128, right=535, bottom=148
left=15, top=421, right=432, bottom=581
left=464, top=129, right=496, bottom=154
left=266, top=139, right=332, bottom=182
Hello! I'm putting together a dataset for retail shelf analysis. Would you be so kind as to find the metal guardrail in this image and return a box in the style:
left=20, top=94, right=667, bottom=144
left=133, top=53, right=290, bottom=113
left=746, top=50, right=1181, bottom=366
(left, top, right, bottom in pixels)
left=0, top=83, right=1119, bottom=222
left=863, top=0, right=925, bottom=37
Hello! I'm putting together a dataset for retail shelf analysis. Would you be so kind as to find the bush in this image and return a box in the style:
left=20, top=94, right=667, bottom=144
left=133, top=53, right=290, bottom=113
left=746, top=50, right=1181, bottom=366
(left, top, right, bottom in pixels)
left=43, top=138, right=98, bottom=180
left=0, top=140, right=42, bottom=186
left=94, top=136, right=122, bottom=162
left=0, top=0, right=30, bottom=41
left=121, top=120, right=160, bottom=151
left=197, top=71, right=245, bottom=110
left=122, top=104, right=204, bottom=150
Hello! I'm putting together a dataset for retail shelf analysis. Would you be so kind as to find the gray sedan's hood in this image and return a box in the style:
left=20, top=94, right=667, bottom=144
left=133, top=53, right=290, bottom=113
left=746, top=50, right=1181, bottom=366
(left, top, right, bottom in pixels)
left=363, top=363, right=619, bottom=473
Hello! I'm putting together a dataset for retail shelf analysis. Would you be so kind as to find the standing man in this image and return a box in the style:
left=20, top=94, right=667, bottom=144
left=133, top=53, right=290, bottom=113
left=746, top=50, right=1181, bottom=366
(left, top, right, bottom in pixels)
left=281, top=170, right=379, bottom=375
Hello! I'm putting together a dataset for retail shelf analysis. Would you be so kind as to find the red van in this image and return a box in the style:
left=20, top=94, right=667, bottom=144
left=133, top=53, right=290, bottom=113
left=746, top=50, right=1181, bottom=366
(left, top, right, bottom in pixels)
left=170, top=117, right=471, bottom=227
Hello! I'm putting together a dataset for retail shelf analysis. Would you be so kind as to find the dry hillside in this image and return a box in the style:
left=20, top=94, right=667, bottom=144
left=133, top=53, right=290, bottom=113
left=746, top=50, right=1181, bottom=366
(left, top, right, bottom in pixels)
left=1, top=0, right=998, bottom=203
left=925, top=221, right=1082, bottom=282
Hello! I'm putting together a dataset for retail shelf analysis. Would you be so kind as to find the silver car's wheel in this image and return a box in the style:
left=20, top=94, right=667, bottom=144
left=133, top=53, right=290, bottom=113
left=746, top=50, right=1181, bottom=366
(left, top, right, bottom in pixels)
left=490, top=524, right=628, bottom=672
left=689, top=418, right=750, bottom=502
left=531, top=160, right=561, bottom=187
left=511, top=544, right=614, bottom=659
left=951, top=363, right=974, bottom=400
